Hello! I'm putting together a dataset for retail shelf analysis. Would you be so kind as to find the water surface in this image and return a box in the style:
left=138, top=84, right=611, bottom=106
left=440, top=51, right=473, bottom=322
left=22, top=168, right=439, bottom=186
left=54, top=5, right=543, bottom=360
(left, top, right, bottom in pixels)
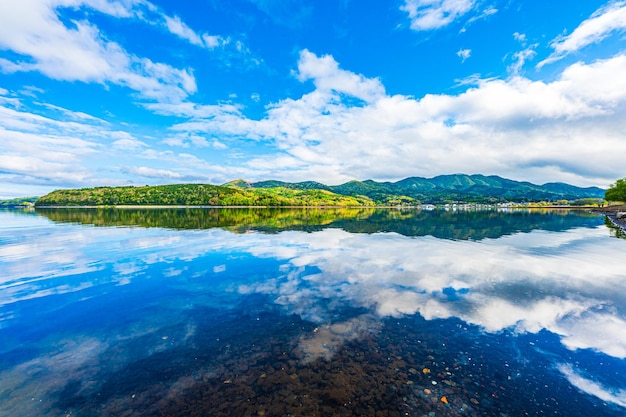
left=1, top=208, right=625, bottom=416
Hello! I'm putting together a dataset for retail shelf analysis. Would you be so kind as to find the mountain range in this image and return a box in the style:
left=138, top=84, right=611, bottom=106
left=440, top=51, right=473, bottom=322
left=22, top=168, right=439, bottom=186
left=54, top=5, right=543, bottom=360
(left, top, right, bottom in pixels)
left=32, top=174, right=607, bottom=207
left=227, top=174, right=605, bottom=204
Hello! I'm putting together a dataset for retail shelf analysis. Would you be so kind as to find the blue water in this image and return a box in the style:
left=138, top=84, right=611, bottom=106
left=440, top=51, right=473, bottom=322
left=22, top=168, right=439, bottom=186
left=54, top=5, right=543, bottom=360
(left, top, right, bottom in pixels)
left=1, top=208, right=625, bottom=416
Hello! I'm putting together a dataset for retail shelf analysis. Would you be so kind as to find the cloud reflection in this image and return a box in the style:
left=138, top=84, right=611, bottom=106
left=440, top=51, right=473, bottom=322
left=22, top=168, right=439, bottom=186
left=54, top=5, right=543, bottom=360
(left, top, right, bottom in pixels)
left=3, top=213, right=625, bottom=360
left=238, top=227, right=626, bottom=359
left=558, top=364, right=626, bottom=408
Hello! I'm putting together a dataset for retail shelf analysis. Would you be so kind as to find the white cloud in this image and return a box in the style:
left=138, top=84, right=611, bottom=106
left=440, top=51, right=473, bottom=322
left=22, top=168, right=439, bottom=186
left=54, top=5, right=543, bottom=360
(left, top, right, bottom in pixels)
left=538, top=1, right=626, bottom=68
left=38, top=103, right=109, bottom=123
left=401, top=0, right=476, bottom=31
left=507, top=46, right=536, bottom=75
left=0, top=0, right=196, bottom=103
left=0, top=121, right=113, bottom=187
left=457, top=48, right=471, bottom=62
left=161, top=133, right=223, bottom=149
left=163, top=14, right=204, bottom=46
left=143, top=101, right=242, bottom=118
left=295, top=49, right=385, bottom=103
left=81, top=0, right=235, bottom=52
left=508, top=32, right=537, bottom=75
left=112, top=137, right=147, bottom=150
left=0, top=90, right=218, bottom=192
left=463, top=5, right=497, bottom=28
left=80, top=0, right=152, bottom=19
left=513, top=31, right=527, bottom=44
left=163, top=14, right=230, bottom=50
left=123, top=166, right=184, bottom=179
left=170, top=50, right=626, bottom=187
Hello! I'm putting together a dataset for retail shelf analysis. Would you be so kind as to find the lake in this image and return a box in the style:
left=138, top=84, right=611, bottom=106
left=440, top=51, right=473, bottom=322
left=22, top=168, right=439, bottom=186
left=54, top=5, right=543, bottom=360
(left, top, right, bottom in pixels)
left=1, top=207, right=625, bottom=416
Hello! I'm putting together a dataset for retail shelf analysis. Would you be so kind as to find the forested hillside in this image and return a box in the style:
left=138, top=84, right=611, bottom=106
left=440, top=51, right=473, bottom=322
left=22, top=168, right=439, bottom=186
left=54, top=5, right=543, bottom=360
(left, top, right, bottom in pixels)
left=35, top=184, right=374, bottom=207
left=34, top=174, right=606, bottom=207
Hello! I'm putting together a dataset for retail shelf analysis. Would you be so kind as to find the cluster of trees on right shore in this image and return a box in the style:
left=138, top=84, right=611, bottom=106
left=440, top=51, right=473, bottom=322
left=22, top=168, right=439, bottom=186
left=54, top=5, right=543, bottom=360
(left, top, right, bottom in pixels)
left=605, top=178, right=626, bottom=203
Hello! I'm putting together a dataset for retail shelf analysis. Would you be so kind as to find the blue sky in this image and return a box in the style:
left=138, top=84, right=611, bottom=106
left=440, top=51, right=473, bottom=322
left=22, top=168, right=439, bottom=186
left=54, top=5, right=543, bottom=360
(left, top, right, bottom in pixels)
left=1, top=0, right=626, bottom=198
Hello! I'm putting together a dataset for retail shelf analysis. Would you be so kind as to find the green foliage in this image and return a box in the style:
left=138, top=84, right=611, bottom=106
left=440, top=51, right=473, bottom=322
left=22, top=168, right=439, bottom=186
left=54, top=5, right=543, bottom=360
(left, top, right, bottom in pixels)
left=35, top=184, right=375, bottom=207
left=604, top=217, right=626, bottom=240
left=605, top=178, right=626, bottom=202
left=34, top=174, right=609, bottom=207
left=569, top=198, right=605, bottom=206
left=251, top=174, right=605, bottom=204
left=36, top=207, right=602, bottom=241
left=0, top=196, right=38, bottom=207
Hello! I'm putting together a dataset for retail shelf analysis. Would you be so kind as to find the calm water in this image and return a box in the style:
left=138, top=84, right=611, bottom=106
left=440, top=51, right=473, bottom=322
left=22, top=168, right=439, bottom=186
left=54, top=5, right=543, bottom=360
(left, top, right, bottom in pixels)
left=1, top=208, right=625, bottom=417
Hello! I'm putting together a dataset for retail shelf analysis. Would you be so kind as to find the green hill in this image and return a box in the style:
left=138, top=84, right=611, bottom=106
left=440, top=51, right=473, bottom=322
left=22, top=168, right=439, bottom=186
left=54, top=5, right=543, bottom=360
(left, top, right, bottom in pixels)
left=34, top=174, right=606, bottom=207
left=35, top=184, right=374, bottom=207
left=250, top=174, right=604, bottom=204
left=0, top=196, right=39, bottom=207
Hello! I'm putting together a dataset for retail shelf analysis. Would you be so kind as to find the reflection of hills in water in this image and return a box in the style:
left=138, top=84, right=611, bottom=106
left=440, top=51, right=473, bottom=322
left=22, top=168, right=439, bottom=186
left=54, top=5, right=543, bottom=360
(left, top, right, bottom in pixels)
left=36, top=207, right=370, bottom=232
left=37, top=207, right=603, bottom=240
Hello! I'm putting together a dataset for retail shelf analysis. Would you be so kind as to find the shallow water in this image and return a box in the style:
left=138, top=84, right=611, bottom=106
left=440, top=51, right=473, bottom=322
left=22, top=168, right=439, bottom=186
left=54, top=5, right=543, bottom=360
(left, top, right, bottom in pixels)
left=1, top=207, right=625, bottom=416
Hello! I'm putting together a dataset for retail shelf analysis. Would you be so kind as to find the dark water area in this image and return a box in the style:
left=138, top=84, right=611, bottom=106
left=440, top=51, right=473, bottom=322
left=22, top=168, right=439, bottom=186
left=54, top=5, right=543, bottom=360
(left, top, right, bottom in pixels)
left=1, top=208, right=625, bottom=416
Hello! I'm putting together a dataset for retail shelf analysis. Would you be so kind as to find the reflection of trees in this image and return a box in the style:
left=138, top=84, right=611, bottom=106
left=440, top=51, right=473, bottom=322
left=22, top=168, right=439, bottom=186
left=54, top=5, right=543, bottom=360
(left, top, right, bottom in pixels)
left=37, top=208, right=603, bottom=240
left=604, top=217, right=626, bottom=240
left=36, top=208, right=374, bottom=233
left=332, top=209, right=601, bottom=240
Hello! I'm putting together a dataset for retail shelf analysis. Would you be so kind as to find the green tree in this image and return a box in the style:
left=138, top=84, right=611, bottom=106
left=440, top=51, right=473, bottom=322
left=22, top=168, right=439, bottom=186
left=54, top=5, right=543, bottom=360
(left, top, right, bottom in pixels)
left=605, top=178, right=626, bottom=202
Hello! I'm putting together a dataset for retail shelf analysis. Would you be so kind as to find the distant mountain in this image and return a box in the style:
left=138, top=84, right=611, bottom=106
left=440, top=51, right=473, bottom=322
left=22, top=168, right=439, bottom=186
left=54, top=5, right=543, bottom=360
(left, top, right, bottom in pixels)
left=240, top=174, right=605, bottom=204
left=34, top=174, right=605, bottom=207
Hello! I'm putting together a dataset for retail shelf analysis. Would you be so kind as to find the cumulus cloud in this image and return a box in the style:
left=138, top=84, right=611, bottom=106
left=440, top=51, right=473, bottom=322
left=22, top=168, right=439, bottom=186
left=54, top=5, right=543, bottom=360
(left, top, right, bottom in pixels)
left=401, top=0, right=476, bottom=30
left=0, top=90, right=216, bottom=193
left=3, top=0, right=626, bottom=192
left=295, top=49, right=385, bottom=103
left=170, top=50, right=626, bottom=187
left=538, top=1, right=626, bottom=68
left=0, top=0, right=251, bottom=105
left=0, top=96, right=105, bottom=187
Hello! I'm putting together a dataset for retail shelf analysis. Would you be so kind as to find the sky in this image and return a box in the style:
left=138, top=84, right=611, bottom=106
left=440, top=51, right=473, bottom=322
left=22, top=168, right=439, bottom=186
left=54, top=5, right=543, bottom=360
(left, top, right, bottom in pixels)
left=1, top=0, right=626, bottom=198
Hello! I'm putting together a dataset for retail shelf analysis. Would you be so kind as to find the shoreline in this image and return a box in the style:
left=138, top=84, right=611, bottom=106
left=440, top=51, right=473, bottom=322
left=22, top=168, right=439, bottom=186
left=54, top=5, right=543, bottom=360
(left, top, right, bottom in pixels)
left=591, top=204, right=626, bottom=234
left=604, top=214, right=626, bottom=235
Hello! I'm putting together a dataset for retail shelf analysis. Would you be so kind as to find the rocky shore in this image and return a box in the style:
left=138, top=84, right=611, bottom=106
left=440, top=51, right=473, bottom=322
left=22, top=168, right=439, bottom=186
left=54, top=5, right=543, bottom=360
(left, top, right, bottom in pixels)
left=592, top=204, right=626, bottom=234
